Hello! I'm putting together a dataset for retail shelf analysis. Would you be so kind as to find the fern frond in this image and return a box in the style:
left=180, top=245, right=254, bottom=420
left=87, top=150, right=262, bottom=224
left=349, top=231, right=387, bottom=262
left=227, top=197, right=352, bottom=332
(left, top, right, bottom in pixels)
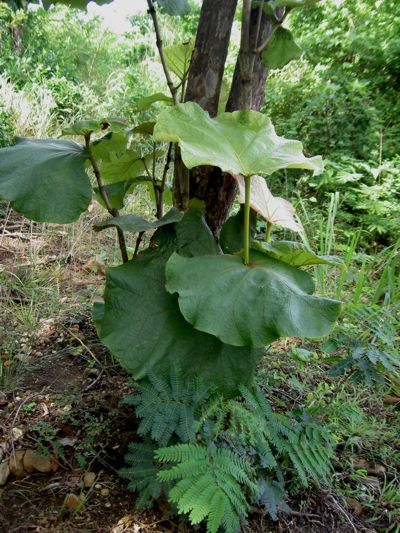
left=119, top=440, right=163, bottom=509
left=156, top=443, right=255, bottom=533
left=124, top=367, right=214, bottom=446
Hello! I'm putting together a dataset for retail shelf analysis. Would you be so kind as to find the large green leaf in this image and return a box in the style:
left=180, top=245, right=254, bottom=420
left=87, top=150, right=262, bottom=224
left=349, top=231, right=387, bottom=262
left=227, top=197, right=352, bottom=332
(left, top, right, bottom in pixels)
left=0, top=138, right=91, bottom=223
left=156, top=0, right=191, bottom=15
left=164, top=41, right=193, bottom=80
left=153, top=102, right=323, bottom=177
left=262, top=27, right=302, bottom=70
left=254, top=241, right=346, bottom=269
left=220, top=207, right=257, bottom=254
left=94, top=208, right=183, bottom=233
left=91, top=132, right=129, bottom=161
left=100, top=150, right=163, bottom=184
left=94, top=177, right=151, bottom=210
left=98, top=218, right=260, bottom=396
left=166, top=251, right=341, bottom=347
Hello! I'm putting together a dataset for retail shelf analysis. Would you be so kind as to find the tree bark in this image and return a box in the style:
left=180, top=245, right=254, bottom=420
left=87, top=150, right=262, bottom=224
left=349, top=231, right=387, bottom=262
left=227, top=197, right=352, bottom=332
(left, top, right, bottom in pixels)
left=173, top=0, right=238, bottom=211
left=184, top=0, right=238, bottom=116
left=188, top=7, right=275, bottom=236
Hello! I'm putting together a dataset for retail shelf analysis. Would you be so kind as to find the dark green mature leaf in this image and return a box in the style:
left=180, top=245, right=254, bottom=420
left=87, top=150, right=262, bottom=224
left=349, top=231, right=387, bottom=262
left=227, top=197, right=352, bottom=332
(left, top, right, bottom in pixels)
left=166, top=251, right=341, bottom=347
left=262, top=27, right=302, bottom=70
left=94, top=208, right=183, bottom=233
left=156, top=0, right=191, bottom=16
left=133, top=122, right=156, bottom=136
left=220, top=207, right=257, bottom=254
left=97, top=213, right=260, bottom=396
left=42, top=0, right=111, bottom=9
left=94, top=177, right=150, bottom=210
left=0, top=138, right=91, bottom=223
left=254, top=241, right=345, bottom=269
left=100, top=150, right=163, bottom=184
left=136, top=93, right=173, bottom=112
left=164, top=41, right=193, bottom=80
left=154, top=102, right=323, bottom=176
left=91, top=132, right=128, bottom=161
left=99, top=250, right=261, bottom=395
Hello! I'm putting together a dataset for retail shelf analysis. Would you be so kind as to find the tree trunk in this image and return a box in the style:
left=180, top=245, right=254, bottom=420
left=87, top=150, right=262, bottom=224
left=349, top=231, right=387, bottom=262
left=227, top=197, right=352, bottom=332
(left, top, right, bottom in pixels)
left=173, top=0, right=237, bottom=211
left=187, top=6, right=274, bottom=236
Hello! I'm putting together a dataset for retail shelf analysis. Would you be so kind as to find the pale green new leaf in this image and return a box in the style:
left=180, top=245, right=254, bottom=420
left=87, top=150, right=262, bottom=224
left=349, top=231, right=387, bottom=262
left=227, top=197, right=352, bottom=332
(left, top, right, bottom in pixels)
left=0, top=138, right=91, bottom=223
left=153, top=102, right=323, bottom=176
left=133, top=122, right=156, bottom=136
left=94, top=208, right=183, bottom=233
left=262, top=27, right=302, bottom=70
left=166, top=251, right=341, bottom=347
left=270, top=0, right=319, bottom=8
left=254, top=241, right=346, bottom=269
left=91, top=132, right=128, bottom=161
left=164, top=41, right=193, bottom=80
left=62, top=118, right=126, bottom=137
left=136, top=93, right=173, bottom=112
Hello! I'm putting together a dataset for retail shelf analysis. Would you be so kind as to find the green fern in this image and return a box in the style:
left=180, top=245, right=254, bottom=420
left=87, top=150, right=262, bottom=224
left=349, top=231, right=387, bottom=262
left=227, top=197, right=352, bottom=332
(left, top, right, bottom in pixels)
left=200, top=385, right=333, bottom=488
left=119, top=440, right=163, bottom=509
left=156, top=443, right=257, bottom=533
left=123, top=366, right=213, bottom=446
left=254, top=477, right=291, bottom=521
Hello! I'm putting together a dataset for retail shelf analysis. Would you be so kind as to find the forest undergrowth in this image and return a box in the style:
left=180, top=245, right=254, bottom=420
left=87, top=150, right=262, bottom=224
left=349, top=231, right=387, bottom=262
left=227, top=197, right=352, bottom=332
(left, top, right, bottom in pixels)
left=0, top=1, right=399, bottom=532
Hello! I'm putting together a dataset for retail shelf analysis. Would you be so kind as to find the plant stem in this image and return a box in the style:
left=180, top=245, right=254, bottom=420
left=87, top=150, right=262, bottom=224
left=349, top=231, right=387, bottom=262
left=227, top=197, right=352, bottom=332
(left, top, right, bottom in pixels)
left=244, top=175, right=251, bottom=265
left=265, top=221, right=273, bottom=242
left=85, top=135, right=128, bottom=264
left=147, top=0, right=179, bottom=105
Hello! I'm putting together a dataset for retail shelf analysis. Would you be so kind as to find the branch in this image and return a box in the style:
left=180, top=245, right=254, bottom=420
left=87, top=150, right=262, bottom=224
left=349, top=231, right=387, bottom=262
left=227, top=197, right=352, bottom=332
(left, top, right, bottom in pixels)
left=147, top=0, right=179, bottom=104
left=85, top=135, right=128, bottom=263
left=255, top=8, right=291, bottom=54
left=157, top=142, right=173, bottom=218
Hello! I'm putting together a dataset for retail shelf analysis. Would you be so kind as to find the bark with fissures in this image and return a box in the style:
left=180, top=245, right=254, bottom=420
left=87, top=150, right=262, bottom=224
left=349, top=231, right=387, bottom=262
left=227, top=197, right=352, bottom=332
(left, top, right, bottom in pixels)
left=186, top=7, right=275, bottom=236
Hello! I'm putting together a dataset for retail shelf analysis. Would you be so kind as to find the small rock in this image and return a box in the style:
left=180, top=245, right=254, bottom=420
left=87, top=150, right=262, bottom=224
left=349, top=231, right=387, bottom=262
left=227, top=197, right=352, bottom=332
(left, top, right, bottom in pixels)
left=95, top=483, right=102, bottom=490
left=0, top=461, right=10, bottom=486
left=9, top=450, right=25, bottom=478
left=100, top=488, right=110, bottom=497
left=345, top=497, right=364, bottom=516
left=12, top=427, right=24, bottom=440
left=23, top=450, right=58, bottom=474
left=83, top=471, right=96, bottom=488
left=105, top=502, right=111, bottom=508
left=63, top=493, right=81, bottom=511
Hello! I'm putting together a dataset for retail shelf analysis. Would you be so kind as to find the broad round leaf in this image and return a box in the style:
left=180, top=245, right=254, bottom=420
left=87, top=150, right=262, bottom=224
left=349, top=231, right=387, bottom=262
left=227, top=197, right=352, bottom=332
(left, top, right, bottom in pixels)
left=255, top=241, right=346, bottom=269
left=153, top=102, right=323, bottom=177
left=94, top=208, right=184, bottom=233
left=100, top=150, right=164, bottom=184
left=0, top=138, right=91, bottom=223
left=262, top=27, right=302, bottom=70
left=99, top=250, right=261, bottom=396
left=166, top=251, right=341, bottom=347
